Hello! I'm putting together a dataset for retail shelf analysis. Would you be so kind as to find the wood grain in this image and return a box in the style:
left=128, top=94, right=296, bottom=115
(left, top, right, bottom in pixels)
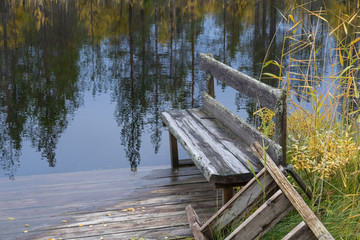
left=200, top=53, right=287, bottom=164
left=0, top=165, right=221, bottom=240
left=199, top=53, right=285, bottom=110
left=186, top=205, right=208, bottom=240
left=282, top=221, right=317, bottom=240
left=202, top=92, right=282, bottom=165
left=251, top=141, right=334, bottom=240
left=201, top=168, right=279, bottom=238
left=225, top=190, right=294, bottom=240
left=162, top=108, right=262, bottom=184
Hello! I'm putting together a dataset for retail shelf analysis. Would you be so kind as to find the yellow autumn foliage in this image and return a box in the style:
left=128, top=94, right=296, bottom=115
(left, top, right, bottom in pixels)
left=287, top=110, right=358, bottom=180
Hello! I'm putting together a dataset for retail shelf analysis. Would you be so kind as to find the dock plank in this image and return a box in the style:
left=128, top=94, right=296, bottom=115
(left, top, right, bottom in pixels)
left=0, top=165, right=220, bottom=240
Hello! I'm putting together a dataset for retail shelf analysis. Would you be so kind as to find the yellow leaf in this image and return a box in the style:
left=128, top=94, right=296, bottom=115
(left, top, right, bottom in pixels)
left=23, top=231, right=28, bottom=233
left=62, top=220, right=67, bottom=223
left=79, top=224, right=84, bottom=227
left=25, top=224, right=29, bottom=227
left=106, top=214, right=111, bottom=216
left=289, top=19, right=302, bottom=31
left=289, top=14, right=295, bottom=23
left=8, top=217, right=15, bottom=220
left=343, top=23, right=348, bottom=35
left=349, top=36, right=360, bottom=46
left=339, top=48, right=343, bottom=66
left=353, top=77, right=359, bottom=98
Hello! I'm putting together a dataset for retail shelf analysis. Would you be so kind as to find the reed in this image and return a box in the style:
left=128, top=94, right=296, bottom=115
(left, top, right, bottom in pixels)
left=260, top=1, right=360, bottom=238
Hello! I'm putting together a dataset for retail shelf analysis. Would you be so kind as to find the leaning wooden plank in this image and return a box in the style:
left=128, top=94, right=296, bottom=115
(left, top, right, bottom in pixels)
left=202, top=92, right=282, bottom=165
left=282, top=221, right=317, bottom=240
left=225, top=189, right=294, bottom=240
left=186, top=205, right=208, bottom=240
left=200, top=168, right=278, bottom=238
left=251, top=142, right=334, bottom=240
left=199, top=53, right=286, bottom=110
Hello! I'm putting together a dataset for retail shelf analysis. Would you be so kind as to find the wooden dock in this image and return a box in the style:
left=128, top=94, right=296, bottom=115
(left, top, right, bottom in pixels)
left=0, top=165, right=221, bottom=240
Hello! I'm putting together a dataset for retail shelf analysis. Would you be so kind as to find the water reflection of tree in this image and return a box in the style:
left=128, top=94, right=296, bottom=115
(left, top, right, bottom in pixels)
left=0, top=0, right=82, bottom=178
left=2, top=0, right=319, bottom=176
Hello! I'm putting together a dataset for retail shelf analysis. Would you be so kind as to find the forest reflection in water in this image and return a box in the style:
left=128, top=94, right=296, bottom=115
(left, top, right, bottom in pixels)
left=0, top=0, right=337, bottom=178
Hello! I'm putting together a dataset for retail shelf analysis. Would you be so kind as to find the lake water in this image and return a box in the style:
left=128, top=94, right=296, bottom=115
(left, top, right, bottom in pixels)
left=0, top=0, right=334, bottom=179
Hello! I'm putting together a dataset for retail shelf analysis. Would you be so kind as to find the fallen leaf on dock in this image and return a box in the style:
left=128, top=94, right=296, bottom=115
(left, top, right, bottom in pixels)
left=79, top=224, right=84, bottom=227
left=62, top=220, right=67, bottom=223
left=106, top=213, right=111, bottom=216
left=23, top=230, right=28, bottom=233
left=122, top=208, right=135, bottom=212
left=8, top=217, right=15, bottom=220
left=25, top=224, right=29, bottom=227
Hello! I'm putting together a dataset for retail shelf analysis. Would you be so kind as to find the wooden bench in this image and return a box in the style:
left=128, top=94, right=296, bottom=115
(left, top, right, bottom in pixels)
left=161, top=53, right=287, bottom=203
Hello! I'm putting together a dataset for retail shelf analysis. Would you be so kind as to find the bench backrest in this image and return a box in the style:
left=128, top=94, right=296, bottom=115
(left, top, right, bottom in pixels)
left=199, top=53, right=287, bottom=165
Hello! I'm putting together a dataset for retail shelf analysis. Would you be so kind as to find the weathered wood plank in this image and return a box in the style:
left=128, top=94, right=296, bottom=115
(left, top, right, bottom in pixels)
left=0, top=165, right=220, bottom=240
left=200, top=53, right=287, bottom=164
left=282, top=221, right=317, bottom=240
left=199, top=53, right=285, bottom=110
left=186, top=205, right=207, bottom=240
left=202, top=92, right=282, bottom=165
left=204, top=52, right=215, bottom=98
left=169, top=131, right=180, bottom=168
left=274, top=93, right=287, bottom=165
left=225, top=190, right=294, bottom=240
left=201, top=168, right=278, bottom=237
left=188, top=108, right=261, bottom=172
left=162, top=109, right=258, bottom=184
left=251, top=142, right=334, bottom=240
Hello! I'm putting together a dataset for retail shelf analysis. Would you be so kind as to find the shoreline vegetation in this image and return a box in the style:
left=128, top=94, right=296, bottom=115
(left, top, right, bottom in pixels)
left=260, top=1, right=360, bottom=238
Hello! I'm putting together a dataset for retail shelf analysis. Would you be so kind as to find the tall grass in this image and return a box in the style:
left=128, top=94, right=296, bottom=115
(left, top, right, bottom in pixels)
left=261, top=1, right=360, bottom=239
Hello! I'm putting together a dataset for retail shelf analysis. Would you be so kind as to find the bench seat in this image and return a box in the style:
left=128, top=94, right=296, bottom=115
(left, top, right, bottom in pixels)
left=161, top=108, right=263, bottom=185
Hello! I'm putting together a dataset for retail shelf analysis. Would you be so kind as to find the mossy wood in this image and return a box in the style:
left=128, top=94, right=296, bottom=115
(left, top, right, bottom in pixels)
left=161, top=53, right=286, bottom=204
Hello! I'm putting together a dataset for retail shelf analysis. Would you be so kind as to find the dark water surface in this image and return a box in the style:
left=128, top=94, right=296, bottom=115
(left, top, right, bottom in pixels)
left=1, top=0, right=331, bottom=179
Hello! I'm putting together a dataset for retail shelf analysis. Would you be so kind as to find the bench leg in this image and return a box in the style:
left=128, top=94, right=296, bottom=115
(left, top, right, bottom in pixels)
left=222, top=186, right=233, bottom=205
left=169, top=131, right=179, bottom=168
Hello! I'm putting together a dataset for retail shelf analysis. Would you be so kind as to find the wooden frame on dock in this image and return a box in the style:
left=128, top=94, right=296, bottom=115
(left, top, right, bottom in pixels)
left=186, top=142, right=334, bottom=240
